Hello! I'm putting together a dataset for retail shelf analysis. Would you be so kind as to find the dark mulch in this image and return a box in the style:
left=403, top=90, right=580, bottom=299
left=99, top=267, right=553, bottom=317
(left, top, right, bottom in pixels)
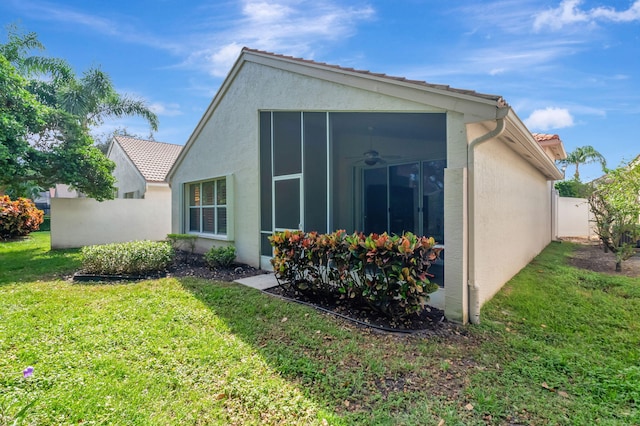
left=167, top=251, right=455, bottom=334
left=166, top=251, right=268, bottom=281
left=264, top=284, right=453, bottom=335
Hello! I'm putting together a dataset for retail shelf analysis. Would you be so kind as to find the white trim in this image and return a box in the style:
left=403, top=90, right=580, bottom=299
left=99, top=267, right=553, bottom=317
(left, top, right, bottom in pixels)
left=184, top=175, right=234, bottom=241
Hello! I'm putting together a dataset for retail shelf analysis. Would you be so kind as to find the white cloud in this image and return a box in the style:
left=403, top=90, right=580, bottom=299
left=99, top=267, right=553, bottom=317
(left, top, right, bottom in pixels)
left=192, top=0, right=376, bottom=76
left=533, top=0, right=640, bottom=31
left=524, top=107, right=575, bottom=130
left=148, top=102, right=183, bottom=117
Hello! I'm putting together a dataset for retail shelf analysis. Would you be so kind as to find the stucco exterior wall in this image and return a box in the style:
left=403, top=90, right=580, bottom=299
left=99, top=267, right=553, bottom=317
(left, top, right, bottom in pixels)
left=170, top=62, right=442, bottom=267
left=557, top=197, right=594, bottom=238
left=51, top=197, right=171, bottom=248
left=444, top=111, right=469, bottom=323
left=472, top=140, right=553, bottom=306
left=109, top=142, right=146, bottom=198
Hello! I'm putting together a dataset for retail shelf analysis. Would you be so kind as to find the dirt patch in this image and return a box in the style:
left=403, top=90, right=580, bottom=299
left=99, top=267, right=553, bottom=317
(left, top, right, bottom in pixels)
left=563, top=238, right=640, bottom=277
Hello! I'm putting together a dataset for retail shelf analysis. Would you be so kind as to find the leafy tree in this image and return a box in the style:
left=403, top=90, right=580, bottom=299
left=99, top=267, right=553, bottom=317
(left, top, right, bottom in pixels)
left=2, top=26, right=158, bottom=133
left=1, top=26, right=158, bottom=200
left=588, top=161, right=640, bottom=272
left=555, top=178, right=591, bottom=198
left=0, top=54, right=115, bottom=200
left=559, top=145, right=607, bottom=181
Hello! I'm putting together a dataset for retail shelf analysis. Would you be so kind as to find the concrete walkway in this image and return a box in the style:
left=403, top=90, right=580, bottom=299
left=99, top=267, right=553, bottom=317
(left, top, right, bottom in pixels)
left=234, top=273, right=278, bottom=290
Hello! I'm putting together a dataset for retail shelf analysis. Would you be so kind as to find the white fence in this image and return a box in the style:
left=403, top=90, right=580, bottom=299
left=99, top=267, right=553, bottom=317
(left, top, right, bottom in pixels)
left=557, top=196, right=595, bottom=239
left=51, top=197, right=171, bottom=249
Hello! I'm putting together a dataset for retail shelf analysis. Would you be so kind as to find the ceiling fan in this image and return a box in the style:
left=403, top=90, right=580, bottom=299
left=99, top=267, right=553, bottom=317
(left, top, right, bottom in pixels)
left=350, top=126, right=400, bottom=166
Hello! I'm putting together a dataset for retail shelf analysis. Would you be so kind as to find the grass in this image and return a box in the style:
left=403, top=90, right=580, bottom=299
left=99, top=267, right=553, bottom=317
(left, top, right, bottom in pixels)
left=0, top=232, right=81, bottom=285
left=0, top=234, right=639, bottom=424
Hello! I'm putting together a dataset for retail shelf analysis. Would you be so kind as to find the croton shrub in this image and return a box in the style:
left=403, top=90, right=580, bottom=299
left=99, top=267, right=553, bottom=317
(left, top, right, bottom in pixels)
left=270, top=230, right=442, bottom=319
left=0, top=196, right=44, bottom=239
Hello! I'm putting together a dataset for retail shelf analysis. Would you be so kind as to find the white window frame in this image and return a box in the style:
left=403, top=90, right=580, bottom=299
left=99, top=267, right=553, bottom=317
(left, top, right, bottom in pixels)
left=184, top=174, right=234, bottom=241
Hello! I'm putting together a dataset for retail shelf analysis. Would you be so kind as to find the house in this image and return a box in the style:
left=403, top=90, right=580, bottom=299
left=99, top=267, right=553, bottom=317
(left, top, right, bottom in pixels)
left=167, top=48, right=566, bottom=324
left=532, top=133, right=567, bottom=162
left=107, top=136, right=183, bottom=200
left=51, top=136, right=182, bottom=249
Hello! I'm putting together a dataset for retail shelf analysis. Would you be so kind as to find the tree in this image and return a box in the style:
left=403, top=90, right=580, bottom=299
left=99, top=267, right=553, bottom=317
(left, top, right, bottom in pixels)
left=555, top=178, right=591, bottom=198
left=56, top=66, right=159, bottom=132
left=1, top=26, right=158, bottom=133
left=0, top=54, right=115, bottom=200
left=1, top=26, right=158, bottom=200
left=588, top=161, right=640, bottom=272
left=559, top=145, right=607, bottom=181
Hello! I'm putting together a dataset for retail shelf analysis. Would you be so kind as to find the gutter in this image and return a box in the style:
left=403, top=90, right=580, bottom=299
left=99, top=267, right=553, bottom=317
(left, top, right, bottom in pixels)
left=467, top=108, right=509, bottom=324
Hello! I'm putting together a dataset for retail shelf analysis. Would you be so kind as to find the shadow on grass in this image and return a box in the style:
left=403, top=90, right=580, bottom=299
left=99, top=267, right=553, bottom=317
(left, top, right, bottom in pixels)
left=177, top=277, right=470, bottom=424
left=0, top=233, right=81, bottom=286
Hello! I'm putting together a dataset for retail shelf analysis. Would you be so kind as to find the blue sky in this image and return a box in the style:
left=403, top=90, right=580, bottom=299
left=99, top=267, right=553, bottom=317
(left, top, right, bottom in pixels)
left=2, top=0, right=639, bottom=181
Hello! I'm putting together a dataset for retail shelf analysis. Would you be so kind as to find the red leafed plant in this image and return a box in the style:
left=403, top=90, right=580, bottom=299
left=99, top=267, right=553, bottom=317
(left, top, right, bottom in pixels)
left=0, top=196, right=44, bottom=240
left=270, top=230, right=442, bottom=319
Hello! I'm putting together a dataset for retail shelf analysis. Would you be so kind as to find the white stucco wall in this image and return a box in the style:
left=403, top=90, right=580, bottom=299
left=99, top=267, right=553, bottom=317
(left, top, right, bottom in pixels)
left=109, top=142, right=146, bottom=198
left=51, top=197, right=171, bottom=248
left=557, top=197, right=594, bottom=238
left=170, top=62, right=442, bottom=267
left=472, top=139, right=553, bottom=306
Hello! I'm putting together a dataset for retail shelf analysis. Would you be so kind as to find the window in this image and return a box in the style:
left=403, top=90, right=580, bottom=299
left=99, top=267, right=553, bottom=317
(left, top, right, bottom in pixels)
left=186, top=176, right=232, bottom=238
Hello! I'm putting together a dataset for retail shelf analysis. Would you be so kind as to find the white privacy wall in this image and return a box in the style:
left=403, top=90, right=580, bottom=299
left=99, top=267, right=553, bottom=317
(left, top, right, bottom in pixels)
left=51, top=194, right=171, bottom=249
left=557, top=197, right=594, bottom=238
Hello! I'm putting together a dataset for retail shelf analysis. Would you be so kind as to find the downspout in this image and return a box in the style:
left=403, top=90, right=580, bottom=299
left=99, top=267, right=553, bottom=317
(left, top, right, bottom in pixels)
left=467, top=108, right=509, bottom=324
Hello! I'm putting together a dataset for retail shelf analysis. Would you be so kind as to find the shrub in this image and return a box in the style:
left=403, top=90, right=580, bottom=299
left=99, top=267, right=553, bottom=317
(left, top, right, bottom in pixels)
left=166, top=233, right=197, bottom=254
left=0, top=196, right=44, bottom=239
left=81, top=240, right=174, bottom=275
left=204, top=245, right=237, bottom=268
left=39, top=215, right=51, bottom=232
left=270, top=230, right=441, bottom=319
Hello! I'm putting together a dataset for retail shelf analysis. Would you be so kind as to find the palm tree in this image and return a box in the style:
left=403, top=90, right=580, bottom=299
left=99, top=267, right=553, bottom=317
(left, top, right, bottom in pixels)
left=559, top=145, right=607, bottom=181
left=1, top=26, right=158, bottom=133
left=57, top=67, right=159, bottom=131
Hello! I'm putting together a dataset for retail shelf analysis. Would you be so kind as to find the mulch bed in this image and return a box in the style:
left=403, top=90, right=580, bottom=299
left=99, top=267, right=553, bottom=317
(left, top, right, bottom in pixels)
left=166, top=252, right=267, bottom=281
left=563, top=238, right=640, bottom=278
left=167, top=252, right=454, bottom=334
left=264, top=285, right=451, bottom=335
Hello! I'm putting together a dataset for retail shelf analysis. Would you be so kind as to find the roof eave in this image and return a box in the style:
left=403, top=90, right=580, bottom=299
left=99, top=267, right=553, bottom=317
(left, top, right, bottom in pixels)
left=502, top=111, right=564, bottom=180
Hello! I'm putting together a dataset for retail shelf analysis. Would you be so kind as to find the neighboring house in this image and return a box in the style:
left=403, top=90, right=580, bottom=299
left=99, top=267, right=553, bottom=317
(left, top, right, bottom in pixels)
left=107, top=136, right=183, bottom=200
left=50, top=136, right=182, bottom=249
left=167, top=48, right=566, bottom=324
left=532, top=133, right=567, bottom=163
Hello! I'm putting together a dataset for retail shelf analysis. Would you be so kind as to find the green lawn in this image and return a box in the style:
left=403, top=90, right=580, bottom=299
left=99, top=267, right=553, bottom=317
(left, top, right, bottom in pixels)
left=1, top=233, right=639, bottom=424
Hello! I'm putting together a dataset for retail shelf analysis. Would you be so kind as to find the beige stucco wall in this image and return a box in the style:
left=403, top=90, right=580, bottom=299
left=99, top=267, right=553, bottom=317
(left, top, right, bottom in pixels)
left=170, top=62, right=443, bottom=267
left=471, top=139, right=554, bottom=306
left=444, top=111, right=470, bottom=323
left=109, top=142, right=146, bottom=198
left=557, top=197, right=594, bottom=238
left=51, top=196, right=171, bottom=249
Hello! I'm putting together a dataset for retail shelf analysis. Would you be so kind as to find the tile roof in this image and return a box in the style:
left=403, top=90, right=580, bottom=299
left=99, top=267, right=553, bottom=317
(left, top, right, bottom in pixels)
left=532, top=133, right=566, bottom=161
left=113, top=136, right=183, bottom=182
left=242, top=47, right=508, bottom=107
left=532, top=133, right=560, bottom=143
